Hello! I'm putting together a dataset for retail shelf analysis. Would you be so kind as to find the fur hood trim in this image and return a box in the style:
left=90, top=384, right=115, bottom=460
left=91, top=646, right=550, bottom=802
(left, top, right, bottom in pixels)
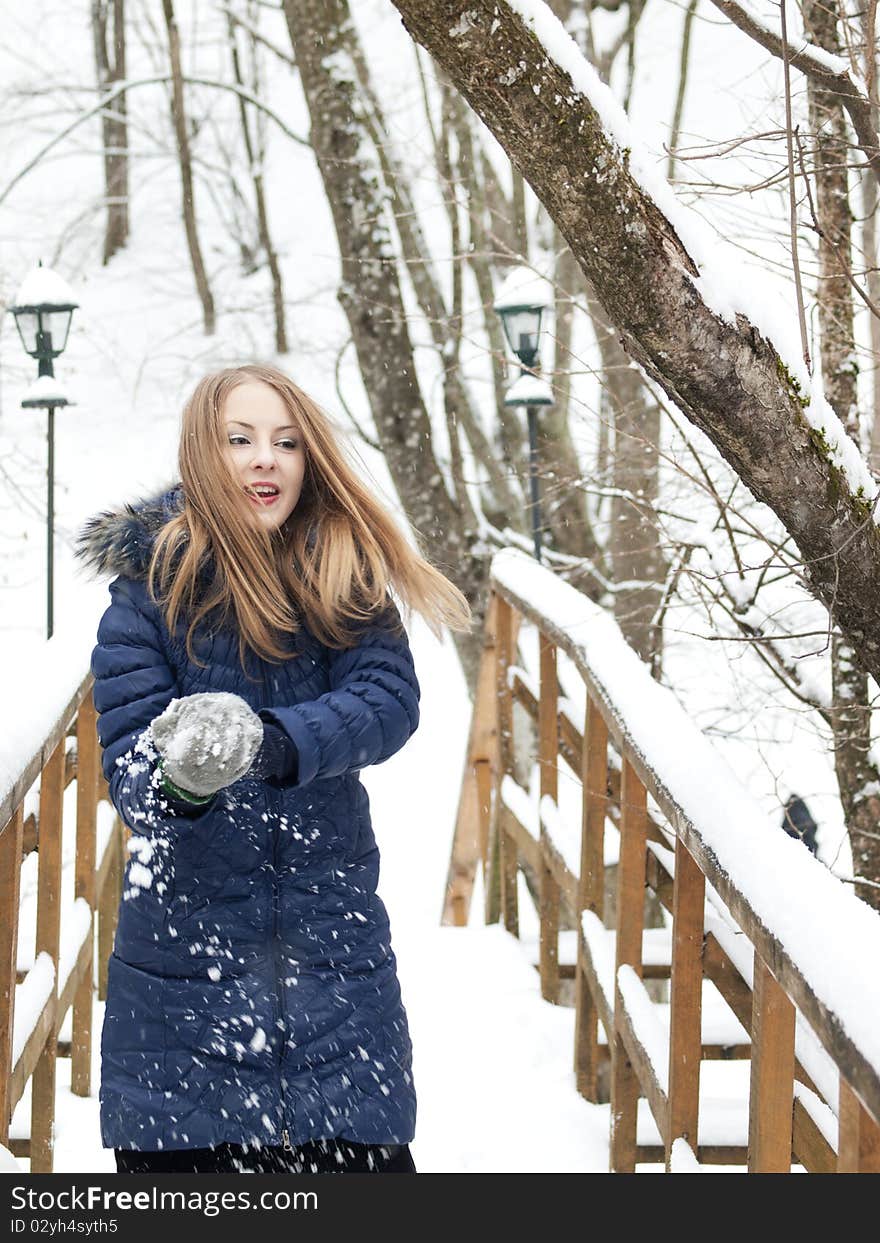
left=75, top=483, right=183, bottom=580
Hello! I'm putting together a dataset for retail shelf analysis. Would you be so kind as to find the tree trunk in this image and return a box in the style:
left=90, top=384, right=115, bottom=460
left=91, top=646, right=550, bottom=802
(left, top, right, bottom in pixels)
left=584, top=281, right=665, bottom=664
left=91, top=0, right=129, bottom=264
left=346, top=46, right=520, bottom=524
left=387, top=0, right=880, bottom=692
left=161, top=0, right=215, bottom=335
left=859, top=4, right=880, bottom=474
left=804, top=0, right=880, bottom=908
left=282, top=0, right=487, bottom=688
left=226, top=11, right=287, bottom=353
left=448, top=91, right=528, bottom=480
left=540, top=234, right=609, bottom=592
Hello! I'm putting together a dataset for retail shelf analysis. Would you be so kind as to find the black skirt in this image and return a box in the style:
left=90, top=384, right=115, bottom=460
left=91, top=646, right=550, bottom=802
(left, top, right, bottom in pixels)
left=115, top=1137, right=416, bottom=1174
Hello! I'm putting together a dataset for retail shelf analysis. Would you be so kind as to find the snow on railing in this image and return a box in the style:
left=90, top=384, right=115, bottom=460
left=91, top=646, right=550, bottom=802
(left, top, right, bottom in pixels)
left=445, top=547, right=880, bottom=1173
left=0, top=615, right=101, bottom=832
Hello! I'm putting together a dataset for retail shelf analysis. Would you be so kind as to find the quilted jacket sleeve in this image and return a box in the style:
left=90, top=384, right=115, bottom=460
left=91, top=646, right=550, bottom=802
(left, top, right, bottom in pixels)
left=91, top=575, right=200, bottom=831
left=260, top=602, right=420, bottom=787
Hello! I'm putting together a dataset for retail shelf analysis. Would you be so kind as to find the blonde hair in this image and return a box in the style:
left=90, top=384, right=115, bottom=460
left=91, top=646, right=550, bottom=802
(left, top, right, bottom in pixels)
left=147, top=362, right=472, bottom=667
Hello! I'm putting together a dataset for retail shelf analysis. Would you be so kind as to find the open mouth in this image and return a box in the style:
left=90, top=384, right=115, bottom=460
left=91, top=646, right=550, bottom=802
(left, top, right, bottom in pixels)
left=245, top=484, right=281, bottom=506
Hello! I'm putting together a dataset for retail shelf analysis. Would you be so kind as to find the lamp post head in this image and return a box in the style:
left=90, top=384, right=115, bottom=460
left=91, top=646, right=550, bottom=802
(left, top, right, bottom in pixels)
left=493, top=265, right=552, bottom=371
left=8, top=262, right=78, bottom=369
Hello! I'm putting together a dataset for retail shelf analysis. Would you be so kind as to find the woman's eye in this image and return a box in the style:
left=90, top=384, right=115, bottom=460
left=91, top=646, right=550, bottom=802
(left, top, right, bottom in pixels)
left=226, top=433, right=299, bottom=449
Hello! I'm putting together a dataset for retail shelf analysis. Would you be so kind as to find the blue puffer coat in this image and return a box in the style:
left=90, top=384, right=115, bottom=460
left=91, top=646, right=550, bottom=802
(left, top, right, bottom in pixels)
left=77, top=485, right=420, bottom=1152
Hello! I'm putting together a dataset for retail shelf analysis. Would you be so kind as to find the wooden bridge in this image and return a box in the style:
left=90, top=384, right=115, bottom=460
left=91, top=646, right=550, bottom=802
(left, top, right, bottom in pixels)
left=3, top=548, right=880, bottom=1172
left=446, top=549, right=880, bottom=1172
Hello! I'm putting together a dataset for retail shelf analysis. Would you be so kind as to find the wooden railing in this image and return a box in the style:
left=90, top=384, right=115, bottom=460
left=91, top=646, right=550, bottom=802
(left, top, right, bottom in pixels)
left=445, top=550, right=880, bottom=1172
left=0, top=675, right=124, bottom=1173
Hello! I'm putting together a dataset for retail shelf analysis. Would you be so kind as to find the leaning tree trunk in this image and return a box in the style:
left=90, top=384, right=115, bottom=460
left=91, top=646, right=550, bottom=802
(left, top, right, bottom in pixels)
left=282, top=0, right=488, bottom=687
left=161, top=0, right=215, bottom=335
left=387, top=0, right=880, bottom=691
left=805, top=0, right=880, bottom=908
left=92, top=0, right=129, bottom=264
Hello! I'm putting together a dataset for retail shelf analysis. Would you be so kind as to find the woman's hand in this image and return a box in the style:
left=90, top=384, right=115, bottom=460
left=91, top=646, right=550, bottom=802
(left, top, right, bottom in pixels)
left=150, top=692, right=264, bottom=799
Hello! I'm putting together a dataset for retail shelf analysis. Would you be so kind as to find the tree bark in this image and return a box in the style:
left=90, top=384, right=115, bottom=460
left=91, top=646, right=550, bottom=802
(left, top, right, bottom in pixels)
left=226, top=10, right=287, bottom=353
left=804, top=0, right=880, bottom=908
left=161, top=0, right=215, bottom=335
left=860, top=3, right=880, bottom=473
left=448, top=92, right=528, bottom=478
left=346, top=46, right=521, bottom=523
left=282, top=0, right=487, bottom=687
left=387, top=0, right=880, bottom=691
left=91, top=0, right=129, bottom=264
left=605, top=347, right=665, bottom=664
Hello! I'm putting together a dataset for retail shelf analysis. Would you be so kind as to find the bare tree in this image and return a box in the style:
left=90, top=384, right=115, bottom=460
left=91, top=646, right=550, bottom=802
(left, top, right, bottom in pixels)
left=801, top=0, right=880, bottom=906
left=858, top=2, right=880, bottom=472
left=281, top=0, right=489, bottom=685
left=91, top=0, right=129, bottom=264
left=161, top=0, right=215, bottom=334
left=345, top=49, right=522, bottom=526
left=226, top=6, right=288, bottom=354
left=387, top=0, right=880, bottom=696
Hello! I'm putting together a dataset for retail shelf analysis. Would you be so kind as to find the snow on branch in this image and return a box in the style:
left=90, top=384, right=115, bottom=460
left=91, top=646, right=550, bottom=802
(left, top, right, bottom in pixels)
left=496, top=0, right=875, bottom=502
left=390, top=0, right=880, bottom=689
left=708, top=0, right=880, bottom=191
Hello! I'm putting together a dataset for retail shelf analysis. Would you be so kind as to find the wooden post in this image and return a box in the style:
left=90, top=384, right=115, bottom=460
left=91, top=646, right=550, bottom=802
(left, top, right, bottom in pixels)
left=499, top=808, right=519, bottom=937
left=494, top=596, right=514, bottom=934
left=610, top=758, right=647, bottom=1172
left=538, top=634, right=560, bottom=1004
left=666, top=837, right=705, bottom=1167
left=30, top=738, right=65, bottom=1173
left=479, top=595, right=501, bottom=924
left=496, top=596, right=514, bottom=781
left=838, top=1079, right=880, bottom=1172
left=98, top=819, right=123, bottom=1000
left=748, top=957, right=795, bottom=1173
left=72, top=693, right=98, bottom=1096
left=442, top=595, right=500, bottom=926
left=574, top=696, right=607, bottom=1100
left=478, top=760, right=500, bottom=925
left=0, top=806, right=24, bottom=1145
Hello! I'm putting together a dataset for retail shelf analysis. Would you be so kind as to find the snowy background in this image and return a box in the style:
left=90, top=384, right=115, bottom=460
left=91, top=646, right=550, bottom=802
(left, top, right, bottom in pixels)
left=0, top=0, right=871, bottom=1171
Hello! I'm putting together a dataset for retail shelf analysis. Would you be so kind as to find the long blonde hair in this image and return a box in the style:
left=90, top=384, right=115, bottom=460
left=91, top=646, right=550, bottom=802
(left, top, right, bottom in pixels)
left=147, top=362, right=472, bottom=667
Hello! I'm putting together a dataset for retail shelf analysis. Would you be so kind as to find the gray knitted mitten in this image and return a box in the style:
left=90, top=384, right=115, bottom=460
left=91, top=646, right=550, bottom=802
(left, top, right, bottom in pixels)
left=150, top=692, right=264, bottom=799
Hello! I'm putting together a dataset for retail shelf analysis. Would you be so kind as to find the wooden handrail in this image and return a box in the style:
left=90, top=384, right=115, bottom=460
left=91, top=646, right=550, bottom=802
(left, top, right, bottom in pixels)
left=445, top=549, right=880, bottom=1172
left=0, top=671, right=93, bottom=837
left=0, top=674, right=124, bottom=1172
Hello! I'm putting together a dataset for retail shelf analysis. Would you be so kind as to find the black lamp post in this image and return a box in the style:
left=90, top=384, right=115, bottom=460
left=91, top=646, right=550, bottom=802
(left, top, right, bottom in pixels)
left=493, top=267, right=553, bottom=563
left=8, top=262, right=78, bottom=639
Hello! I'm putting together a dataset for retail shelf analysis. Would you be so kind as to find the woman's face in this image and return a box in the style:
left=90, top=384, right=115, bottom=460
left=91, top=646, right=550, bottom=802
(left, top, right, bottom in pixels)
left=222, top=381, right=306, bottom=529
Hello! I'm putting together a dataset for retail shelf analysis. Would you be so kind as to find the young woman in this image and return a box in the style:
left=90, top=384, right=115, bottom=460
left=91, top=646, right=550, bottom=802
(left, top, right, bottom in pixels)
left=76, top=363, right=471, bottom=1174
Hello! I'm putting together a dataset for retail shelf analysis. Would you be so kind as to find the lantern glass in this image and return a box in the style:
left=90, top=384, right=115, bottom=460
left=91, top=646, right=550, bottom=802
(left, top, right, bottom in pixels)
left=500, top=306, right=543, bottom=366
left=13, top=310, right=40, bottom=357
left=44, top=308, right=73, bottom=354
